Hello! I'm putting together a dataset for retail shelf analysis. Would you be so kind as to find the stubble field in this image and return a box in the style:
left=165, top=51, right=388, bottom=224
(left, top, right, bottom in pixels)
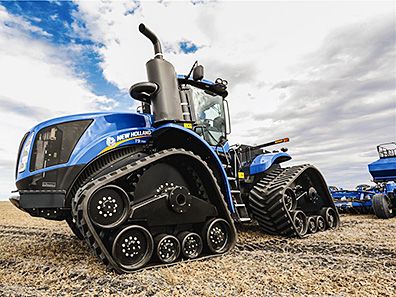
left=0, top=201, right=395, bottom=297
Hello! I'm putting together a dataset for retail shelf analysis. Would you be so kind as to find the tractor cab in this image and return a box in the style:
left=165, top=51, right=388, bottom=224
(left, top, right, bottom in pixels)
left=177, top=74, right=231, bottom=147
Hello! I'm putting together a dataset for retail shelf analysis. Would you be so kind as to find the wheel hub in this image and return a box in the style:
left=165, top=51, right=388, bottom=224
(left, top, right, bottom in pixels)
left=324, top=208, right=338, bottom=229
left=317, top=216, right=325, bottom=231
left=97, top=196, right=118, bottom=218
left=205, top=218, right=232, bottom=254
left=88, top=185, right=130, bottom=229
left=112, top=225, right=153, bottom=270
left=155, top=235, right=180, bottom=263
left=181, top=232, right=202, bottom=259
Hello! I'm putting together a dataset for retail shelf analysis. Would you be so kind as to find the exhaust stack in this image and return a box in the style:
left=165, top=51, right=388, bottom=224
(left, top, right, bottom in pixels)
left=139, top=24, right=163, bottom=58
left=138, top=24, right=183, bottom=124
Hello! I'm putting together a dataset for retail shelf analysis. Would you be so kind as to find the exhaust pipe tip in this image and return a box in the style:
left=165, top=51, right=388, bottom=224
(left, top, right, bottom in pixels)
left=139, top=23, right=163, bottom=58
left=138, top=23, right=146, bottom=33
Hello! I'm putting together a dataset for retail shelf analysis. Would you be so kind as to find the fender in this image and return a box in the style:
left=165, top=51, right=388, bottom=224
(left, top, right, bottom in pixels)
left=152, top=124, right=235, bottom=213
left=249, top=152, right=291, bottom=175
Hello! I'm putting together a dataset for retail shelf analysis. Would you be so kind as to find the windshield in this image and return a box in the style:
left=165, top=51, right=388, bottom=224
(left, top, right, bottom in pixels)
left=190, top=86, right=226, bottom=146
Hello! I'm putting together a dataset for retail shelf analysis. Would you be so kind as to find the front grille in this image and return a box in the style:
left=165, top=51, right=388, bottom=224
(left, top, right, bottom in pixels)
left=30, top=120, right=92, bottom=172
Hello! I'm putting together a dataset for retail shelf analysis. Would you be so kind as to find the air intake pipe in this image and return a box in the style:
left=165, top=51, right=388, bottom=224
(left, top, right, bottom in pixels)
left=138, top=24, right=183, bottom=124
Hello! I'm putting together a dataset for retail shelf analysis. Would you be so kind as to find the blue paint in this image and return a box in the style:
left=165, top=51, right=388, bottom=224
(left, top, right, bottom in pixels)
left=16, top=112, right=153, bottom=181
left=249, top=152, right=291, bottom=175
left=368, top=157, right=396, bottom=182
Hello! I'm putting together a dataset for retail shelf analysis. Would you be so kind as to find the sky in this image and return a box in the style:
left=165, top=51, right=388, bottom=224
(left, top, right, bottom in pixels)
left=0, top=1, right=395, bottom=199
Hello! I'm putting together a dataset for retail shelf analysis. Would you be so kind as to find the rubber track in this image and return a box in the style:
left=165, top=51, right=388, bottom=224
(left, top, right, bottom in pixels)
left=72, top=148, right=237, bottom=273
left=249, top=164, right=314, bottom=238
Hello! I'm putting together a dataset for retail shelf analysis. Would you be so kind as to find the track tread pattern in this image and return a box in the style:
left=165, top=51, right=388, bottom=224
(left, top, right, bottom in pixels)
left=72, top=148, right=237, bottom=273
left=248, top=164, right=336, bottom=238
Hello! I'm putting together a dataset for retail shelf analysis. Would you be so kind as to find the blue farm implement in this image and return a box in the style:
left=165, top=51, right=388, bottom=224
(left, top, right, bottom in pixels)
left=330, top=185, right=375, bottom=214
left=9, top=24, right=339, bottom=273
left=368, top=142, right=396, bottom=219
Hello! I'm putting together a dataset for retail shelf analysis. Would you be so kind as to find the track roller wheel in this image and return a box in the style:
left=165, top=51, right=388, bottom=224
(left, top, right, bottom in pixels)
left=204, top=218, right=233, bottom=254
left=291, top=210, right=308, bottom=236
left=155, top=234, right=181, bottom=264
left=87, top=185, right=130, bottom=229
left=307, top=216, right=318, bottom=234
left=323, top=207, right=339, bottom=229
left=283, top=188, right=297, bottom=211
left=316, top=216, right=326, bottom=232
left=112, top=225, right=153, bottom=270
left=178, top=231, right=203, bottom=259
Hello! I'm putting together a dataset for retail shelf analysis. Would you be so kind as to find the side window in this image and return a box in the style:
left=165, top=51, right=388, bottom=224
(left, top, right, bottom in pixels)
left=189, top=86, right=226, bottom=145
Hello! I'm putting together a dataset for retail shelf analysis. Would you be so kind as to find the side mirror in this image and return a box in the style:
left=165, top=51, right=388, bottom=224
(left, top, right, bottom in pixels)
left=193, top=65, right=204, bottom=81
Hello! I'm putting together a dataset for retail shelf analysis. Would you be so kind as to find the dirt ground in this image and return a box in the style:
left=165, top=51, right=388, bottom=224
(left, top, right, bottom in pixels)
left=0, top=201, right=395, bottom=297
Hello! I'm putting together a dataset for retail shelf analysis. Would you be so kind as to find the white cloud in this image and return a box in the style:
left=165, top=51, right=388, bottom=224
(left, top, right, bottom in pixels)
left=0, top=1, right=394, bottom=199
left=0, top=5, right=117, bottom=198
left=72, top=1, right=395, bottom=189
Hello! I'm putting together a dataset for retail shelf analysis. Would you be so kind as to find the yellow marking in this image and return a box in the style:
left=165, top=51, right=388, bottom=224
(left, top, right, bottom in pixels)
left=238, top=172, right=245, bottom=179
left=99, top=136, right=148, bottom=155
left=183, top=123, right=193, bottom=129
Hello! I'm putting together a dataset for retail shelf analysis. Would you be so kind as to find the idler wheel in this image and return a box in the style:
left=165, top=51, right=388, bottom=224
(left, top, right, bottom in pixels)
left=316, top=215, right=326, bottom=232
left=324, top=207, right=339, bottom=229
left=178, top=231, right=203, bottom=259
left=168, top=186, right=192, bottom=214
left=307, top=216, right=318, bottom=233
left=87, top=185, right=130, bottom=229
left=112, top=225, right=153, bottom=270
left=155, top=234, right=181, bottom=264
left=291, top=210, right=308, bottom=236
left=204, top=218, right=233, bottom=254
left=283, top=188, right=297, bottom=211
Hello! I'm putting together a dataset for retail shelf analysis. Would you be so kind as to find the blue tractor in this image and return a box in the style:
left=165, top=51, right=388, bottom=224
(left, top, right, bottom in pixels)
left=368, top=142, right=396, bottom=219
left=9, top=24, right=339, bottom=272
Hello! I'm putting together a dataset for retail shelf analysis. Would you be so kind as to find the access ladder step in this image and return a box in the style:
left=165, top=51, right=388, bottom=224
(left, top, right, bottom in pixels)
left=239, top=217, right=251, bottom=222
left=235, top=203, right=247, bottom=207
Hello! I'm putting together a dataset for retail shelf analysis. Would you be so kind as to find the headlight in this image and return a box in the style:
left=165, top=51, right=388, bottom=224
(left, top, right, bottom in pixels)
left=18, top=133, right=34, bottom=173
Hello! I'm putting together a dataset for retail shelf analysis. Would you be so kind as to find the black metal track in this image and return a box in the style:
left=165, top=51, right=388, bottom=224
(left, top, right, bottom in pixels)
left=72, top=148, right=237, bottom=273
left=248, top=164, right=339, bottom=238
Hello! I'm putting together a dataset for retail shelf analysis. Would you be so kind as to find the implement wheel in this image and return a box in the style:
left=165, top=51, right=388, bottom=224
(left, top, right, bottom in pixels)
left=372, top=194, right=394, bottom=219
